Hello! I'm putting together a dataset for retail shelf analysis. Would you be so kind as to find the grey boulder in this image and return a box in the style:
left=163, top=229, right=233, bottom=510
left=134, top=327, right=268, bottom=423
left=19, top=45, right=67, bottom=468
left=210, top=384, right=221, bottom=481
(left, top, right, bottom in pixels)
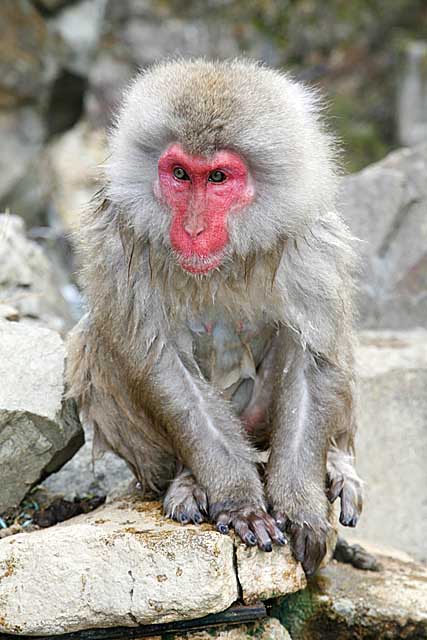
left=0, top=319, right=83, bottom=515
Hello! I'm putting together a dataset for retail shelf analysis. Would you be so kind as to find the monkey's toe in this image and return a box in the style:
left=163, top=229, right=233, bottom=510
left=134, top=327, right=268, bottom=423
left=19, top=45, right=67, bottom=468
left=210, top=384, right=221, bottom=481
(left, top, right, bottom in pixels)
left=215, top=507, right=286, bottom=551
left=333, top=480, right=363, bottom=528
left=327, top=471, right=363, bottom=529
left=163, top=470, right=208, bottom=526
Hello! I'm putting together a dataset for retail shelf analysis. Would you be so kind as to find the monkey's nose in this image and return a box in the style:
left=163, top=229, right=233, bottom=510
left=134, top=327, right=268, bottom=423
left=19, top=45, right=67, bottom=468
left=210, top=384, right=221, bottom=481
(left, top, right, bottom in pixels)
left=183, top=218, right=206, bottom=238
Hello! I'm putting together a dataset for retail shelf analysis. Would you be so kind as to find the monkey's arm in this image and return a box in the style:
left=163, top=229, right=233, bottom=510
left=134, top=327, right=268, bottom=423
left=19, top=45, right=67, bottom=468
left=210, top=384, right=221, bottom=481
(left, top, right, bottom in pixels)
left=266, top=328, right=334, bottom=575
left=266, top=213, right=361, bottom=575
left=140, top=341, right=285, bottom=550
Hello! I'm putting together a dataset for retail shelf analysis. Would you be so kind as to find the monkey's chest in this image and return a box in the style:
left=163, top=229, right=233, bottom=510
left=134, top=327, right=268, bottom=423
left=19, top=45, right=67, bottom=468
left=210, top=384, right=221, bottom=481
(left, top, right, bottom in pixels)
left=188, top=313, right=275, bottom=415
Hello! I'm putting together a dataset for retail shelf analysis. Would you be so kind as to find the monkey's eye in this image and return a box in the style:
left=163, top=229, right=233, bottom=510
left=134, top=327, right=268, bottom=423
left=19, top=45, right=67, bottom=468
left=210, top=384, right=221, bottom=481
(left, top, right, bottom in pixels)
left=208, top=170, right=227, bottom=183
left=173, top=166, right=190, bottom=180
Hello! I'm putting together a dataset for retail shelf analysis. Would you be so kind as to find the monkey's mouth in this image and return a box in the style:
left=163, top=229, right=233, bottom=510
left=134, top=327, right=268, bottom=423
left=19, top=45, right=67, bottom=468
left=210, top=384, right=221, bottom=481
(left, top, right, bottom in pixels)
left=177, top=251, right=224, bottom=275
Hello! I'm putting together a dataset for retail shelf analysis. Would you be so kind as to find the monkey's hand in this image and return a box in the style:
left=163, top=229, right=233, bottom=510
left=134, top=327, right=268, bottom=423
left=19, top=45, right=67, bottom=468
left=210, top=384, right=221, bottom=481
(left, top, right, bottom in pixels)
left=269, top=490, right=331, bottom=576
left=210, top=500, right=287, bottom=552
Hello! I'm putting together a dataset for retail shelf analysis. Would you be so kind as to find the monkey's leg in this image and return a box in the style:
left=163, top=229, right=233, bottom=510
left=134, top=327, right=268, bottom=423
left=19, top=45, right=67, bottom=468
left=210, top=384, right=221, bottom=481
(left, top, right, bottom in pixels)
left=67, top=321, right=177, bottom=497
left=327, top=447, right=363, bottom=527
left=163, top=467, right=208, bottom=524
left=141, top=345, right=285, bottom=551
left=266, top=330, right=335, bottom=575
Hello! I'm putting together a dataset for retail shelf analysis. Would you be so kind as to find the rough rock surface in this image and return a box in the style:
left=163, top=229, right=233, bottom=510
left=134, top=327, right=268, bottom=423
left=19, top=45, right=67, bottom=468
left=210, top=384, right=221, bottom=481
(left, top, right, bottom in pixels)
left=45, top=120, right=107, bottom=231
left=0, top=214, right=73, bottom=332
left=0, top=319, right=83, bottom=515
left=0, top=0, right=58, bottom=107
left=236, top=543, right=306, bottom=605
left=340, top=142, right=427, bottom=329
left=0, top=0, right=60, bottom=224
left=43, top=420, right=135, bottom=499
left=0, top=108, right=47, bottom=224
left=273, top=552, right=427, bottom=640
left=0, top=499, right=304, bottom=635
left=86, top=1, right=278, bottom=127
left=354, top=330, right=427, bottom=561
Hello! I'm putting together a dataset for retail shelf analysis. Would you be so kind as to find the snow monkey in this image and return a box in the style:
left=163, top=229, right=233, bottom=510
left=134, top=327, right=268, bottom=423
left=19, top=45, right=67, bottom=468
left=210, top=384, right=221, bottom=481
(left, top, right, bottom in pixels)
left=67, top=59, right=363, bottom=576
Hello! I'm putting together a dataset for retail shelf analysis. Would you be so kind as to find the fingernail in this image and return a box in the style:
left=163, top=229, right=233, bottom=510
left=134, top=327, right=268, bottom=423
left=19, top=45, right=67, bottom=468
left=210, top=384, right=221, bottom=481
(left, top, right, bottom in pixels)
left=218, top=523, right=229, bottom=534
left=264, top=542, right=273, bottom=552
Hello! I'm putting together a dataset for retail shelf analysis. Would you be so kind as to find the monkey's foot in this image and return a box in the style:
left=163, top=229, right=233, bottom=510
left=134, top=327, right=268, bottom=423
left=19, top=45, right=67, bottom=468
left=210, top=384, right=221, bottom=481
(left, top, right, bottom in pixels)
left=327, top=466, right=363, bottom=528
left=212, top=502, right=287, bottom=552
left=163, top=469, right=208, bottom=525
left=333, top=536, right=382, bottom=571
left=272, top=510, right=330, bottom=576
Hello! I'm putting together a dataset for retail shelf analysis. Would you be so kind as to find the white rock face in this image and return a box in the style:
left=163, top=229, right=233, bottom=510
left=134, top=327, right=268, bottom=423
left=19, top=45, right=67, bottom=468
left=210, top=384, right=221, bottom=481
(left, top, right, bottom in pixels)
left=353, top=330, right=427, bottom=561
left=236, top=543, right=306, bottom=604
left=45, top=120, right=107, bottom=231
left=0, top=214, right=73, bottom=332
left=340, top=142, right=427, bottom=329
left=0, top=319, right=83, bottom=514
left=0, top=499, right=305, bottom=635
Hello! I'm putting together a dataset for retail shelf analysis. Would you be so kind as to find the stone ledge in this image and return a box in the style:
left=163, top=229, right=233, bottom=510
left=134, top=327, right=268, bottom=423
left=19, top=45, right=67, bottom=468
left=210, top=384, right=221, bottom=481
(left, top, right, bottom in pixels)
left=0, top=499, right=305, bottom=636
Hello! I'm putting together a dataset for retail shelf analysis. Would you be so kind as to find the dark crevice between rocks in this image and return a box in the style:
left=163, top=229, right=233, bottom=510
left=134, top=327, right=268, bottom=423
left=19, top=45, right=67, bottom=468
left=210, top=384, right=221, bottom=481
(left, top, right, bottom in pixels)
left=377, top=197, right=420, bottom=258
left=31, top=0, right=81, bottom=18
left=232, top=540, right=244, bottom=602
left=46, top=70, right=88, bottom=138
left=127, top=570, right=139, bottom=626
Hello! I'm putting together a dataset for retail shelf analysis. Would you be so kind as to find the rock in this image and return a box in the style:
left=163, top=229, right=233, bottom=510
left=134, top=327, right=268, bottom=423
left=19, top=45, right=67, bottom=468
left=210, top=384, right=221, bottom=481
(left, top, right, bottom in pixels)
left=45, top=120, right=107, bottom=230
left=272, top=551, right=427, bottom=640
left=236, top=543, right=306, bottom=605
left=0, top=499, right=304, bottom=635
left=0, top=0, right=58, bottom=107
left=0, top=319, right=83, bottom=515
left=339, top=142, right=427, bottom=329
left=353, top=330, right=427, bottom=561
left=49, top=0, right=108, bottom=76
left=0, top=108, right=48, bottom=225
left=173, top=617, right=291, bottom=639
left=86, top=0, right=278, bottom=126
left=0, top=214, right=74, bottom=332
left=0, top=500, right=236, bottom=634
left=43, top=421, right=135, bottom=499
left=398, top=41, right=427, bottom=147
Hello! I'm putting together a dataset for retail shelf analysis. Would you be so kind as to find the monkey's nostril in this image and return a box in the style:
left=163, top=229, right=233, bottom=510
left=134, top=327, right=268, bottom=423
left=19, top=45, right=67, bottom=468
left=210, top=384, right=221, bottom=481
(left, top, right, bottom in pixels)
left=183, top=220, right=206, bottom=238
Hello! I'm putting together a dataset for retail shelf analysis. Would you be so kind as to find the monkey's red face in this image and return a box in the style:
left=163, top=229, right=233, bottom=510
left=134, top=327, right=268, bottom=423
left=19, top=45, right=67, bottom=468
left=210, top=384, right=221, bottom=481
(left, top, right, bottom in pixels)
left=156, top=144, right=255, bottom=274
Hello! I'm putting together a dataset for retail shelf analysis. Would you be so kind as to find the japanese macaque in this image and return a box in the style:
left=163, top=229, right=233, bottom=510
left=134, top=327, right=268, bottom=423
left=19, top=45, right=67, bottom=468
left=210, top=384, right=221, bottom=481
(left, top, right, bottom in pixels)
left=67, top=59, right=363, bottom=576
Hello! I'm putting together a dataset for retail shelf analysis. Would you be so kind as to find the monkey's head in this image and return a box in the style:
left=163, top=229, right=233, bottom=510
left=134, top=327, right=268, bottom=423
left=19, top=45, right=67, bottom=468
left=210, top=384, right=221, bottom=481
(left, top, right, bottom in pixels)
left=106, top=59, right=338, bottom=276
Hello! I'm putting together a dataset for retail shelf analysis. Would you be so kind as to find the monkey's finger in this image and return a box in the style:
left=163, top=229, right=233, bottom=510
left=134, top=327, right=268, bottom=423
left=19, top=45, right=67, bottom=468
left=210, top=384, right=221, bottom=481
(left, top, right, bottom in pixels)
left=233, top=518, right=257, bottom=547
left=216, top=513, right=230, bottom=535
left=259, top=513, right=287, bottom=546
left=289, top=523, right=307, bottom=564
left=249, top=517, right=274, bottom=552
left=271, top=510, right=289, bottom=532
left=303, top=532, right=327, bottom=577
